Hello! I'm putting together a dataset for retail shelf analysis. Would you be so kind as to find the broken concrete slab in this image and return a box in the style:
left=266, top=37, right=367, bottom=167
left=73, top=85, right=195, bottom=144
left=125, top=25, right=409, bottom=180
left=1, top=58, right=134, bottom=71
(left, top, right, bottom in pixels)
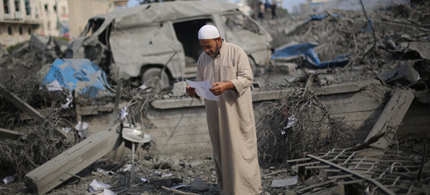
left=24, top=124, right=122, bottom=195
left=364, top=89, right=414, bottom=149
left=382, top=64, right=420, bottom=86
left=172, top=81, right=188, bottom=97
left=190, top=177, right=208, bottom=191
left=398, top=42, right=430, bottom=60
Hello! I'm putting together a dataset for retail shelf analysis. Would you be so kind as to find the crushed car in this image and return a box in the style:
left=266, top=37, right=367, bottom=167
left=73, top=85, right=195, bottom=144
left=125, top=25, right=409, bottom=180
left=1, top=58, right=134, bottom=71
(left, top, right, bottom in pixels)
left=66, top=1, right=273, bottom=88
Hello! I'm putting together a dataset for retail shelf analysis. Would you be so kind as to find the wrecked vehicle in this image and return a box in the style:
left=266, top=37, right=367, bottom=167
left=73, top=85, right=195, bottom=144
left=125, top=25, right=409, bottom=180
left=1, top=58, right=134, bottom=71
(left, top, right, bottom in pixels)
left=66, top=1, right=273, bottom=88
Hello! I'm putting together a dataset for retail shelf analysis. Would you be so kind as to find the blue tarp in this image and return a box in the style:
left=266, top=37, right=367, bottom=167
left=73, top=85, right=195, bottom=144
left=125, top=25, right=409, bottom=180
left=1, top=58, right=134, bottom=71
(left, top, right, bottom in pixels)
left=310, top=13, right=340, bottom=21
left=271, top=43, right=350, bottom=68
left=42, top=59, right=111, bottom=98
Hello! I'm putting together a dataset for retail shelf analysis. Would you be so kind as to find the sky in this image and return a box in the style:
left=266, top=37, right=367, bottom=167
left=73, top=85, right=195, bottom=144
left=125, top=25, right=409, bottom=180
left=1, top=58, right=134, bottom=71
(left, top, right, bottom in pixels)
left=127, top=0, right=307, bottom=13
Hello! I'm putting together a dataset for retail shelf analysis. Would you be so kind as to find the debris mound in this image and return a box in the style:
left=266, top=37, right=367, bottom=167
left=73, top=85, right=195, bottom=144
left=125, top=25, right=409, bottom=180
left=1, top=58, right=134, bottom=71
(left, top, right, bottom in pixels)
left=256, top=78, right=354, bottom=162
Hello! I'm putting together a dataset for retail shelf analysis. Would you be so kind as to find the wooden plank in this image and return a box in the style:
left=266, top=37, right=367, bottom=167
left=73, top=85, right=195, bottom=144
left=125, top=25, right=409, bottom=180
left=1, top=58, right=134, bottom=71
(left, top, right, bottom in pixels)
left=365, top=89, right=414, bottom=149
left=0, top=83, right=45, bottom=122
left=24, top=124, right=122, bottom=195
left=0, top=128, right=23, bottom=140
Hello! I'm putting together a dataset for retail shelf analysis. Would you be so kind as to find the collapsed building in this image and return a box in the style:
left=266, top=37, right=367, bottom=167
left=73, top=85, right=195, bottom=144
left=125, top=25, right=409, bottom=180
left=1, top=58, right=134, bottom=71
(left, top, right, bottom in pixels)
left=0, top=0, right=429, bottom=194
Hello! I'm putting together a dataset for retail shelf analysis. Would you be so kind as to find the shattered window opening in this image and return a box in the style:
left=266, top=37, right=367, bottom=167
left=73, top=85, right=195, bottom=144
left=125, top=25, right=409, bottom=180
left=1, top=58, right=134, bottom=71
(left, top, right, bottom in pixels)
left=80, top=18, right=105, bottom=37
left=7, top=26, right=12, bottom=35
left=3, top=0, right=10, bottom=14
left=14, top=0, right=19, bottom=11
left=24, top=0, right=30, bottom=15
left=19, top=26, right=22, bottom=35
left=222, top=13, right=261, bottom=35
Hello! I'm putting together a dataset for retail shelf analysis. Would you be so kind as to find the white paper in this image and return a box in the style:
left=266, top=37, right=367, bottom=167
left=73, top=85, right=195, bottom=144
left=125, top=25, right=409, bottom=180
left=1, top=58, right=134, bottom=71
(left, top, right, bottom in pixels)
left=61, top=94, right=73, bottom=109
left=185, top=79, right=219, bottom=101
left=89, top=179, right=111, bottom=190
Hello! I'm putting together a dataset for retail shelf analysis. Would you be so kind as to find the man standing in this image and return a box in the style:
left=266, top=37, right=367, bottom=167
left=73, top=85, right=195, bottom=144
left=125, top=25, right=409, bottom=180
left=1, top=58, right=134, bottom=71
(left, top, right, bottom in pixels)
left=186, top=25, right=262, bottom=194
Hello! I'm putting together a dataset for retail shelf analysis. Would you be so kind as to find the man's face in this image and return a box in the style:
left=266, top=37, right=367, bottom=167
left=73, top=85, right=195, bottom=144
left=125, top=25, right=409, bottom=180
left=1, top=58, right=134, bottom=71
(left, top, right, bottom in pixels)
left=199, top=37, right=221, bottom=58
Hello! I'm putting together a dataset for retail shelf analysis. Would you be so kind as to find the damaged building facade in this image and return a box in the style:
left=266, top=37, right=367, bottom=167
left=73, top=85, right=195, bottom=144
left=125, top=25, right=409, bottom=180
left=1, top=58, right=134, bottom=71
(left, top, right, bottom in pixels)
left=0, top=0, right=39, bottom=47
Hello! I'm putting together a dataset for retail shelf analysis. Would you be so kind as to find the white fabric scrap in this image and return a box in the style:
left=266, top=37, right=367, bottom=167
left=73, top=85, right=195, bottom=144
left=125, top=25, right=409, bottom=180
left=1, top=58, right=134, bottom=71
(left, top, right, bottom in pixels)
left=161, top=173, right=172, bottom=178
left=139, top=84, right=148, bottom=90
left=103, top=188, right=117, bottom=195
left=89, top=179, right=111, bottom=191
left=61, top=94, right=73, bottom=109
left=75, top=121, right=89, bottom=131
left=282, top=115, right=298, bottom=134
left=75, top=121, right=89, bottom=138
left=2, top=176, right=13, bottom=184
left=46, top=80, right=63, bottom=91
left=120, top=106, right=128, bottom=119
left=119, top=164, right=132, bottom=172
left=62, top=127, right=73, bottom=133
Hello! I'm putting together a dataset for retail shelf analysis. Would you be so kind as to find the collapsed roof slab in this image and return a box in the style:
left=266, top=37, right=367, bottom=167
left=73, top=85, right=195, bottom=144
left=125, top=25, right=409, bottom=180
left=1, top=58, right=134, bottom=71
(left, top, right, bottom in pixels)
left=24, top=124, right=122, bottom=195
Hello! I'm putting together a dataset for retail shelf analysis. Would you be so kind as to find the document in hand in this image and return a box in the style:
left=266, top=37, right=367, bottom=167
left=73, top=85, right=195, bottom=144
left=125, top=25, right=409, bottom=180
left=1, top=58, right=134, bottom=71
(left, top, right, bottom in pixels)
left=185, top=79, right=219, bottom=101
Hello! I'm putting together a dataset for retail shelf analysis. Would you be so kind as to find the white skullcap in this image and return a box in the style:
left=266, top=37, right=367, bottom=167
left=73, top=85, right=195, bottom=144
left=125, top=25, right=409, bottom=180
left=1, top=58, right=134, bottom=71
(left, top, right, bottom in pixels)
left=198, top=25, right=220, bottom=39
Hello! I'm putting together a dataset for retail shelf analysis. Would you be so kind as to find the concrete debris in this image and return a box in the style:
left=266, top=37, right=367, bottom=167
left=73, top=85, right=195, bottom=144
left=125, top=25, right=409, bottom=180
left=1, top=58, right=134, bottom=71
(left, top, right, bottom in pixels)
left=270, top=176, right=298, bottom=187
left=382, top=64, right=420, bottom=86
left=172, top=81, right=188, bottom=97
left=190, top=177, right=208, bottom=191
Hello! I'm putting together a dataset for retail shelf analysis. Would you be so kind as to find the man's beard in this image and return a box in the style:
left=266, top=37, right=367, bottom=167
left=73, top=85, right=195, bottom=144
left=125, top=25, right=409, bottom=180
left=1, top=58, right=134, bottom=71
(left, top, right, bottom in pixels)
left=212, top=41, right=221, bottom=58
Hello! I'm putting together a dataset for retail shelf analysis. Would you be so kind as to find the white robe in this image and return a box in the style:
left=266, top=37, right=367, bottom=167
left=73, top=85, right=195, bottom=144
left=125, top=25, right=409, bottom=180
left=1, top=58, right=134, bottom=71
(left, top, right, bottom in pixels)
left=196, top=41, right=262, bottom=195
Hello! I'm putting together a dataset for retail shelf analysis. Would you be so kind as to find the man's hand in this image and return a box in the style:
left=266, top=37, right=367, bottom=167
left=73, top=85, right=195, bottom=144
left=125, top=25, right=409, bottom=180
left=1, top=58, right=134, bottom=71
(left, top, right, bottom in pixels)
left=210, top=81, right=234, bottom=96
left=186, top=85, right=196, bottom=97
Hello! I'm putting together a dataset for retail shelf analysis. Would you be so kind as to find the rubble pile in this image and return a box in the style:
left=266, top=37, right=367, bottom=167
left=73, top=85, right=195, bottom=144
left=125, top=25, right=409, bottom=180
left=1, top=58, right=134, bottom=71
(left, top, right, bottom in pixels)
left=0, top=35, right=68, bottom=85
left=256, top=85, right=355, bottom=162
left=252, top=1, right=430, bottom=194
left=261, top=0, right=430, bottom=86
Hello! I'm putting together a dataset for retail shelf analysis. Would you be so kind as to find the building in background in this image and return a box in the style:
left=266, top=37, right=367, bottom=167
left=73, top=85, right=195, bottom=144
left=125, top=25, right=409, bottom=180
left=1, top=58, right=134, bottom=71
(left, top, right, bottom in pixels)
left=0, top=0, right=41, bottom=47
left=38, top=0, right=69, bottom=38
left=1, top=0, right=124, bottom=47
left=68, top=0, right=123, bottom=39
left=114, top=0, right=128, bottom=9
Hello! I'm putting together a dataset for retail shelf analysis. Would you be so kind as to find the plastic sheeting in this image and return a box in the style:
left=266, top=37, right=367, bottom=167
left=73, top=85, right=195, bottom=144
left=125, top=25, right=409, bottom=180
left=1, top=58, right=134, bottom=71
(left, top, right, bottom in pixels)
left=42, top=59, right=111, bottom=98
left=271, top=43, right=349, bottom=68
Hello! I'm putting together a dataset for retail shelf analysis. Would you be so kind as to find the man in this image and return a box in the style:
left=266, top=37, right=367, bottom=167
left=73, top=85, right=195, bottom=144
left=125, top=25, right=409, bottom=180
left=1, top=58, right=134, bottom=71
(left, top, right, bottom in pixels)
left=186, top=24, right=262, bottom=194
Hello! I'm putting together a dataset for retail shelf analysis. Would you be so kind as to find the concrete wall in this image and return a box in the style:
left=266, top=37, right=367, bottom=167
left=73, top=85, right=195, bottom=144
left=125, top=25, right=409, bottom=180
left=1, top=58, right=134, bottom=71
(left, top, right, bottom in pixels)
left=144, top=81, right=392, bottom=156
